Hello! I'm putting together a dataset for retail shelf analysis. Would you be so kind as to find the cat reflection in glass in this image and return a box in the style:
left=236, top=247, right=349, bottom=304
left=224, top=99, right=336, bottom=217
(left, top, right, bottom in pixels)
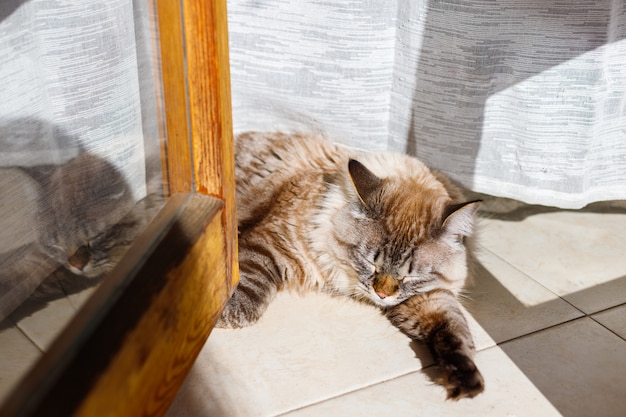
left=27, top=154, right=161, bottom=299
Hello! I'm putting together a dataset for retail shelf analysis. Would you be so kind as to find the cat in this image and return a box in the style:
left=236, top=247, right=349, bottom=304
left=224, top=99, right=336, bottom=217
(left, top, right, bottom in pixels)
left=32, top=153, right=136, bottom=270
left=217, top=131, right=485, bottom=399
left=0, top=152, right=162, bottom=321
left=61, top=191, right=163, bottom=278
left=28, top=191, right=163, bottom=303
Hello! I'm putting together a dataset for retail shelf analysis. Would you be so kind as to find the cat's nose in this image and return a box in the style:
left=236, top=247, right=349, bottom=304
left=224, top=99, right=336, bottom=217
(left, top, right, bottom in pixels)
left=68, top=246, right=90, bottom=270
left=376, top=291, right=388, bottom=299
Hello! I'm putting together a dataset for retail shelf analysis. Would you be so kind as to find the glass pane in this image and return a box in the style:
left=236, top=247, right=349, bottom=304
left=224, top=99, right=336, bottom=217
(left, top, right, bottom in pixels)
left=0, top=0, right=166, bottom=401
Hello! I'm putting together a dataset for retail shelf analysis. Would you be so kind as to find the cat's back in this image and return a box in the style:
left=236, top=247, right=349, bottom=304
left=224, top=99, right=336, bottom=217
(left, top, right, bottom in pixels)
left=235, top=131, right=346, bottom=179
left=235, top=132, right=349, bottom=224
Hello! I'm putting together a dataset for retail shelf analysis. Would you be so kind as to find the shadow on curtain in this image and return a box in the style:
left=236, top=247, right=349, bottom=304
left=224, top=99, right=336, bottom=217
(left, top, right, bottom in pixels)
left=227, top=0, right=626, bottom=208
left=405, top=0, right=626, bottom=208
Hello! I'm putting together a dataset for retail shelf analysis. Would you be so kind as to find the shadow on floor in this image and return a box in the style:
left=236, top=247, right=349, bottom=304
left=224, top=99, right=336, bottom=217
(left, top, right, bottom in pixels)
left=469, top=253, right=626, bottom=417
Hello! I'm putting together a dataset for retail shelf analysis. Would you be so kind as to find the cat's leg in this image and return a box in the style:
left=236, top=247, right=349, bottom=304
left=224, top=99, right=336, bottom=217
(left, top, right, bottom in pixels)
left=215, top=239, right=284, bottom=329
left=385, top=289, right=484, bottom=400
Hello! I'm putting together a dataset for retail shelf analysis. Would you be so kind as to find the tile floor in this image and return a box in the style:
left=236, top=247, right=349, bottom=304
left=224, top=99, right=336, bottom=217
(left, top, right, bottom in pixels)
left=0, top=284, right=99, bottom=407
left=1, top=199, right=625, bottom=416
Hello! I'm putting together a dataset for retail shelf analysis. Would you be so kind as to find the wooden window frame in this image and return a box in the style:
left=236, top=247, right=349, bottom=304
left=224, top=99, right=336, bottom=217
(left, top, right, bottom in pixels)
left=0, top=1, right=238, bottom=416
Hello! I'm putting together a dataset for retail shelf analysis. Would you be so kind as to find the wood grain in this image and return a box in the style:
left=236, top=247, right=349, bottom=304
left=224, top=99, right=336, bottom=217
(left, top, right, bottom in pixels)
left=75, top=194, right=230, bottom=416
left=156, top=0, right=238, bottom=285
left=0, top=194, right=229, bottom=417
left=182, top=0, right=238, bottom=285
left=155, top=0, right=192, bottom=195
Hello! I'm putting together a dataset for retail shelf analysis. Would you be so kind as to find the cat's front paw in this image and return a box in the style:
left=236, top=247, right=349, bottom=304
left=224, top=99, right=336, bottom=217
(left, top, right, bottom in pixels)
left=215, top=290, right=265, bottom=329
left=438, top=352, right=485, bottom=400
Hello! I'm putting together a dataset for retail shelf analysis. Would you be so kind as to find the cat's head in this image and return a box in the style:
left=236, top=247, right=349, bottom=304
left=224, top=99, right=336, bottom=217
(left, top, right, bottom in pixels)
left=37, top=154, right=135, bottom=271
left=343, top=159, right=480, bottom=308
left=63, top=193, right=163, bottom=278
left=64, top=221, right=135, bottom=277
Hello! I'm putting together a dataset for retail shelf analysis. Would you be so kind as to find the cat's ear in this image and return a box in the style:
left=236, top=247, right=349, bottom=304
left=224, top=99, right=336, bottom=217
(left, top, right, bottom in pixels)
left=442, top=200, right=481, bottom=238
left=348, top=159, right=383, bottom=209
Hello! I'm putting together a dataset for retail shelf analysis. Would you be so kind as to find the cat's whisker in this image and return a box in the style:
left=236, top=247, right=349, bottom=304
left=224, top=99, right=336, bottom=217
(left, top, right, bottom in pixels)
left=456, top=288, right=475, bottom=301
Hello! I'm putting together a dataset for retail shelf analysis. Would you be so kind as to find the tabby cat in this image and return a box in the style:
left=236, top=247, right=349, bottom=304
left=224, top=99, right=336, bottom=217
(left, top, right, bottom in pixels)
left=29, top=191, right=163, bottom=303
left=34, top=153, right=135, bottom=269
left=0, top=153, right=162, bottom=321
left=62, top=191, right=163, bottom=278
left=217, top=131, right=484, bottom=399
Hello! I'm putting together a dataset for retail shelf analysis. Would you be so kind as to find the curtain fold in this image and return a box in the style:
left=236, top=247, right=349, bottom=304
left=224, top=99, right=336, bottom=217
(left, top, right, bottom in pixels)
left=227, top=0, right=626, bottom=209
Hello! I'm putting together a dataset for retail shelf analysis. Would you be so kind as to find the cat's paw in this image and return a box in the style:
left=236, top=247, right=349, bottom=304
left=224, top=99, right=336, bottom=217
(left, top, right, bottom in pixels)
left=215, top=296, right=262, bottom=329
left=214, top=316, right=235, bottom=329
left=214, top=311, right=256, bottom=329
left=438, top=353, right=485, bottom=400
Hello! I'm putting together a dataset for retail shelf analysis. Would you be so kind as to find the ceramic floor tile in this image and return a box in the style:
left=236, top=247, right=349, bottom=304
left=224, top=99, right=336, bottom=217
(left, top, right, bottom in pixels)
left=592, top=304, right=626, bottom=340
left=459, top=303, right=496, bottom=352
left=282, top=346, right=562, bottom=417
left=10, top=295, right=77, bottom=351
left=500, top=317, right=626, bottom=417
left=166, top=292, right=434, bottom=417
left=478, top=211, right=626, bottom=313
left=0, top=321, right=42, bottom=405
left=468, top=249, right=583, bottom=343
left=561, top=275, right=626, bottom=314
left=67, top=285, right=98, bottom=311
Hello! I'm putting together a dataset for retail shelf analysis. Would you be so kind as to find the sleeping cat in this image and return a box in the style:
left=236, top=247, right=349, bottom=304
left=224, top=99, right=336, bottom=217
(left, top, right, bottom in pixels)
left=33, top=153, right=136, bottom=269
left=217, top=131, right=484, bottom=399
left=0, top=153, right=134, bottom=321
left=62, top=191, right=163, bottom=278
left=29, top=192, right=163, bottom=303
left=0, top=153, right=162, bottom=321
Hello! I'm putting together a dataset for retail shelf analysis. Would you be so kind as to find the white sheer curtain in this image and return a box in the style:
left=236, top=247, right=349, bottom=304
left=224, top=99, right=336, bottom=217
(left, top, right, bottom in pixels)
left=0, top=0, right=160, bottom=321
left=227, top=0, right=626, bottom=209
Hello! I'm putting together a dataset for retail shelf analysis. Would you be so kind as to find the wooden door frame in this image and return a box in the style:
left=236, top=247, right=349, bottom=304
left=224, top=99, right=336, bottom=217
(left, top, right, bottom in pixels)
left=0, top=1, right=238, bottom=416
left=156, top=0, right=238, bottom=285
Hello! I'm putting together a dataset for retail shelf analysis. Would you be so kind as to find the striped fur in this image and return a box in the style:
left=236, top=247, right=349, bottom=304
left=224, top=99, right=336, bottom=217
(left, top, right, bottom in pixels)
left=217, top=132, right=484, bottom=399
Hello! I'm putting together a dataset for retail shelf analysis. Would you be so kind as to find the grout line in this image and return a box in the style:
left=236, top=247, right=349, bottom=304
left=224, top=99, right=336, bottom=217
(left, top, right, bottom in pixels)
left=476, top=246, right=587, bottom=315
left=589, top=317, right=626, bottom=342
left=494, top=315, right=587, bottom=346
left=476, top=246, right=559, bottom=298
left=587, top=302, right=626, bottom=316
left=274, top=345, right=510, bottom=416
left=472, top=245, right=590, bottom=344
left=492, top=309, right=626, bottom=347
left=588, top=302, right=626, bottom=342
left=13, top=323, right=45, bottom=354
left=272, top=369, right=425, bottom=417
left=477, top=247, right=626, bottom=344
